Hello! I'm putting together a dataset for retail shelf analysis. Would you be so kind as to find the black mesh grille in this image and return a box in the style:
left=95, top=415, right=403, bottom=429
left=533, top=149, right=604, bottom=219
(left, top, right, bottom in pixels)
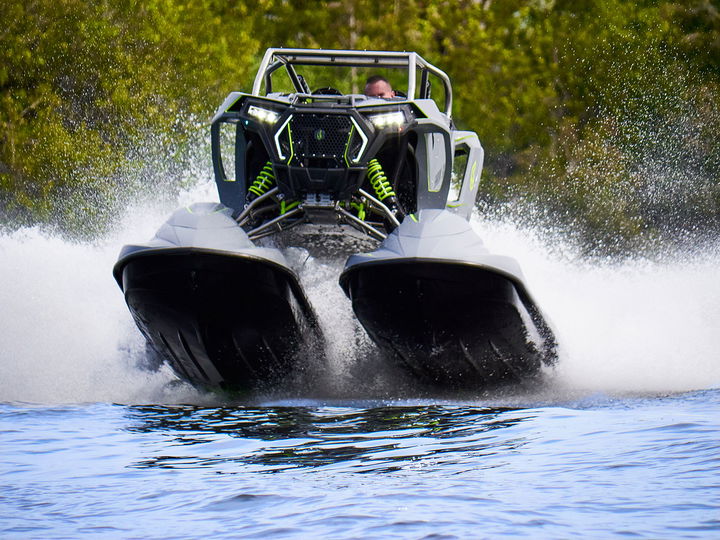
left=289, top=114, right=352, bottom=161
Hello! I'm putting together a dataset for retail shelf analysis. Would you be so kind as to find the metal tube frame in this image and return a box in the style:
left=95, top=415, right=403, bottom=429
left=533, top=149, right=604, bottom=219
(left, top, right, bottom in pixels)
left=252, top=48, right=453, bottom=116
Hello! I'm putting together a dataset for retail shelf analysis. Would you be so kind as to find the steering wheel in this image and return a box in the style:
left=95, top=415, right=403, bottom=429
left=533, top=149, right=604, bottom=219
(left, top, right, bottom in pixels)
left=312, top=87, right=343, bottom=95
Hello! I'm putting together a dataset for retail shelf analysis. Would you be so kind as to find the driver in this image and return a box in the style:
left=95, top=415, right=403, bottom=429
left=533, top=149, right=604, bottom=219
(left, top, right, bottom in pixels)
left=364, top=75, right=396, bottom=99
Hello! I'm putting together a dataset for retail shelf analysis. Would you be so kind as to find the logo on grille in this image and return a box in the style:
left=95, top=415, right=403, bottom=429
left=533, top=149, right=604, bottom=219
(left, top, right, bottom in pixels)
left=314, top=129, right=326, bottom=141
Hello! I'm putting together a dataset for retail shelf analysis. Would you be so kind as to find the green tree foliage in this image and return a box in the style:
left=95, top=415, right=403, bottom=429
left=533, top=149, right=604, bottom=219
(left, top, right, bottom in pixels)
left=0, top=0, right=263, bottom=234
left=1, top=0, right=719, bottom=252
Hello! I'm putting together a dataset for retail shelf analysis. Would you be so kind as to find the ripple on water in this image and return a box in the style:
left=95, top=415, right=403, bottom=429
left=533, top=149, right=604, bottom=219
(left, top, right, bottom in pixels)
left=1, top=392, right=720, bottom=538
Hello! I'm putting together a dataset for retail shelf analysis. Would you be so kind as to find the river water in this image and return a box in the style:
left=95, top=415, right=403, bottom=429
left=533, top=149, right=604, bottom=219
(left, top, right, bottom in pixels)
left=1, top=186, right=719, bottom=538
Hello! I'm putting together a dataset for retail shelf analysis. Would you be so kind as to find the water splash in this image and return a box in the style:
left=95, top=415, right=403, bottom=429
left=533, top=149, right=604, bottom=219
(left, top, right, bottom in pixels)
left=474, top=218, right=720, bottom=395
left=0, top=193, right=219, bottom=405
left=1, top=189, right=718, bottom=405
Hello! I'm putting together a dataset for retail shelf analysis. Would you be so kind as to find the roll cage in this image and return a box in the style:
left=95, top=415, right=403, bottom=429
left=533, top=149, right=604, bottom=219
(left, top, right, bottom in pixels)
left=210, top=48, right=483, bottom=242
left=251, top=48, right=453, bottom=117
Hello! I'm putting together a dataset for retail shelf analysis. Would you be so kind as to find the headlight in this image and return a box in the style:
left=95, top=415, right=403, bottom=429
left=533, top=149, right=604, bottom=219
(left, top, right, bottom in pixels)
left=247, top=105, right=280, bottom=124
left=369, top=111, right=406, bottom=129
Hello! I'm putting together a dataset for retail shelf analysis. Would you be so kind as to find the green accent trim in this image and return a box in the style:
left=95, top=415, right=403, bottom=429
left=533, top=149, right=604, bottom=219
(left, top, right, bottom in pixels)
left=224, top=177, right=236, bottom=182
left=446, top=201, right=462, bottom=208
left=350, top=201, right=366, bottom=221
left=454, top=135, right=473, bottom=143
left=469, top=160, right=478, bottom=191
left=344, top=125, right=355, bottom=167
left=286, top=123, right=295, bottom=165
left=410, top=213, right=418, bottom=222
left=280, top=200, right=300, bottom=214
left=226, top=95, right=243, bottom=112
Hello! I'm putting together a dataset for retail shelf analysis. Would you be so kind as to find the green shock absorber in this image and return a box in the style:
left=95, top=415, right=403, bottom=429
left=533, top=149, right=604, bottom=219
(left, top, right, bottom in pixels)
left=367, top=158, right=395, bottom=201
left=366, top=158, right=403, bottom=221
left=247, top=161, right=275, bottom=201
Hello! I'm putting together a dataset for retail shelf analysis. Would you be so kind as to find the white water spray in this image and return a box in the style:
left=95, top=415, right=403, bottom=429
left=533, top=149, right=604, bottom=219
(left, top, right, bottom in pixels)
left=475, top=219, right=720, bottom=394
left=0, top=180, right=218, bottom=405
left=1, top=177, right=718, bottom=404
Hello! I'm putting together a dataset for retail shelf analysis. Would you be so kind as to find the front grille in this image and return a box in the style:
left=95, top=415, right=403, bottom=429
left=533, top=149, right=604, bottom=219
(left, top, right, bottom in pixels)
left=289, top=114, right=352, bottom=161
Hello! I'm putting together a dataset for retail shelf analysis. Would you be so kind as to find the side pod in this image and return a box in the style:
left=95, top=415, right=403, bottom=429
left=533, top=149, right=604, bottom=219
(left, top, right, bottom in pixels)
left=114, top=203, right=323, bottom=391
left=339, top=209, right=557, bottom=388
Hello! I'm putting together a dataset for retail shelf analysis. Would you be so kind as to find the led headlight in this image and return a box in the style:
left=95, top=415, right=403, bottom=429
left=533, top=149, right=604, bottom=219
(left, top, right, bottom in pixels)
left=247, top=105, right=280, bottom=124
left=369, top=110, right=405, bottom=129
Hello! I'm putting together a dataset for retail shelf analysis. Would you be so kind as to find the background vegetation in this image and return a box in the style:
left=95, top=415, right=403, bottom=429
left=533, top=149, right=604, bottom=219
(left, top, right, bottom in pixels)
left=1, top=0, right=718, bottom=252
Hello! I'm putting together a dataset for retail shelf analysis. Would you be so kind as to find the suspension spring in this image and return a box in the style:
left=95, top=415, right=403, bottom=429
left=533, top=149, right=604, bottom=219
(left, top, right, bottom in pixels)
left=367, top=158, right=396, bottom=202
left=248, top=161, right=275, bottom=198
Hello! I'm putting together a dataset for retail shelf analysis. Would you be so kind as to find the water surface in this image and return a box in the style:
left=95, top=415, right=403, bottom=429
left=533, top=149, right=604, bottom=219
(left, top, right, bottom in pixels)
left=2, top=393, right=719, bottom=538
